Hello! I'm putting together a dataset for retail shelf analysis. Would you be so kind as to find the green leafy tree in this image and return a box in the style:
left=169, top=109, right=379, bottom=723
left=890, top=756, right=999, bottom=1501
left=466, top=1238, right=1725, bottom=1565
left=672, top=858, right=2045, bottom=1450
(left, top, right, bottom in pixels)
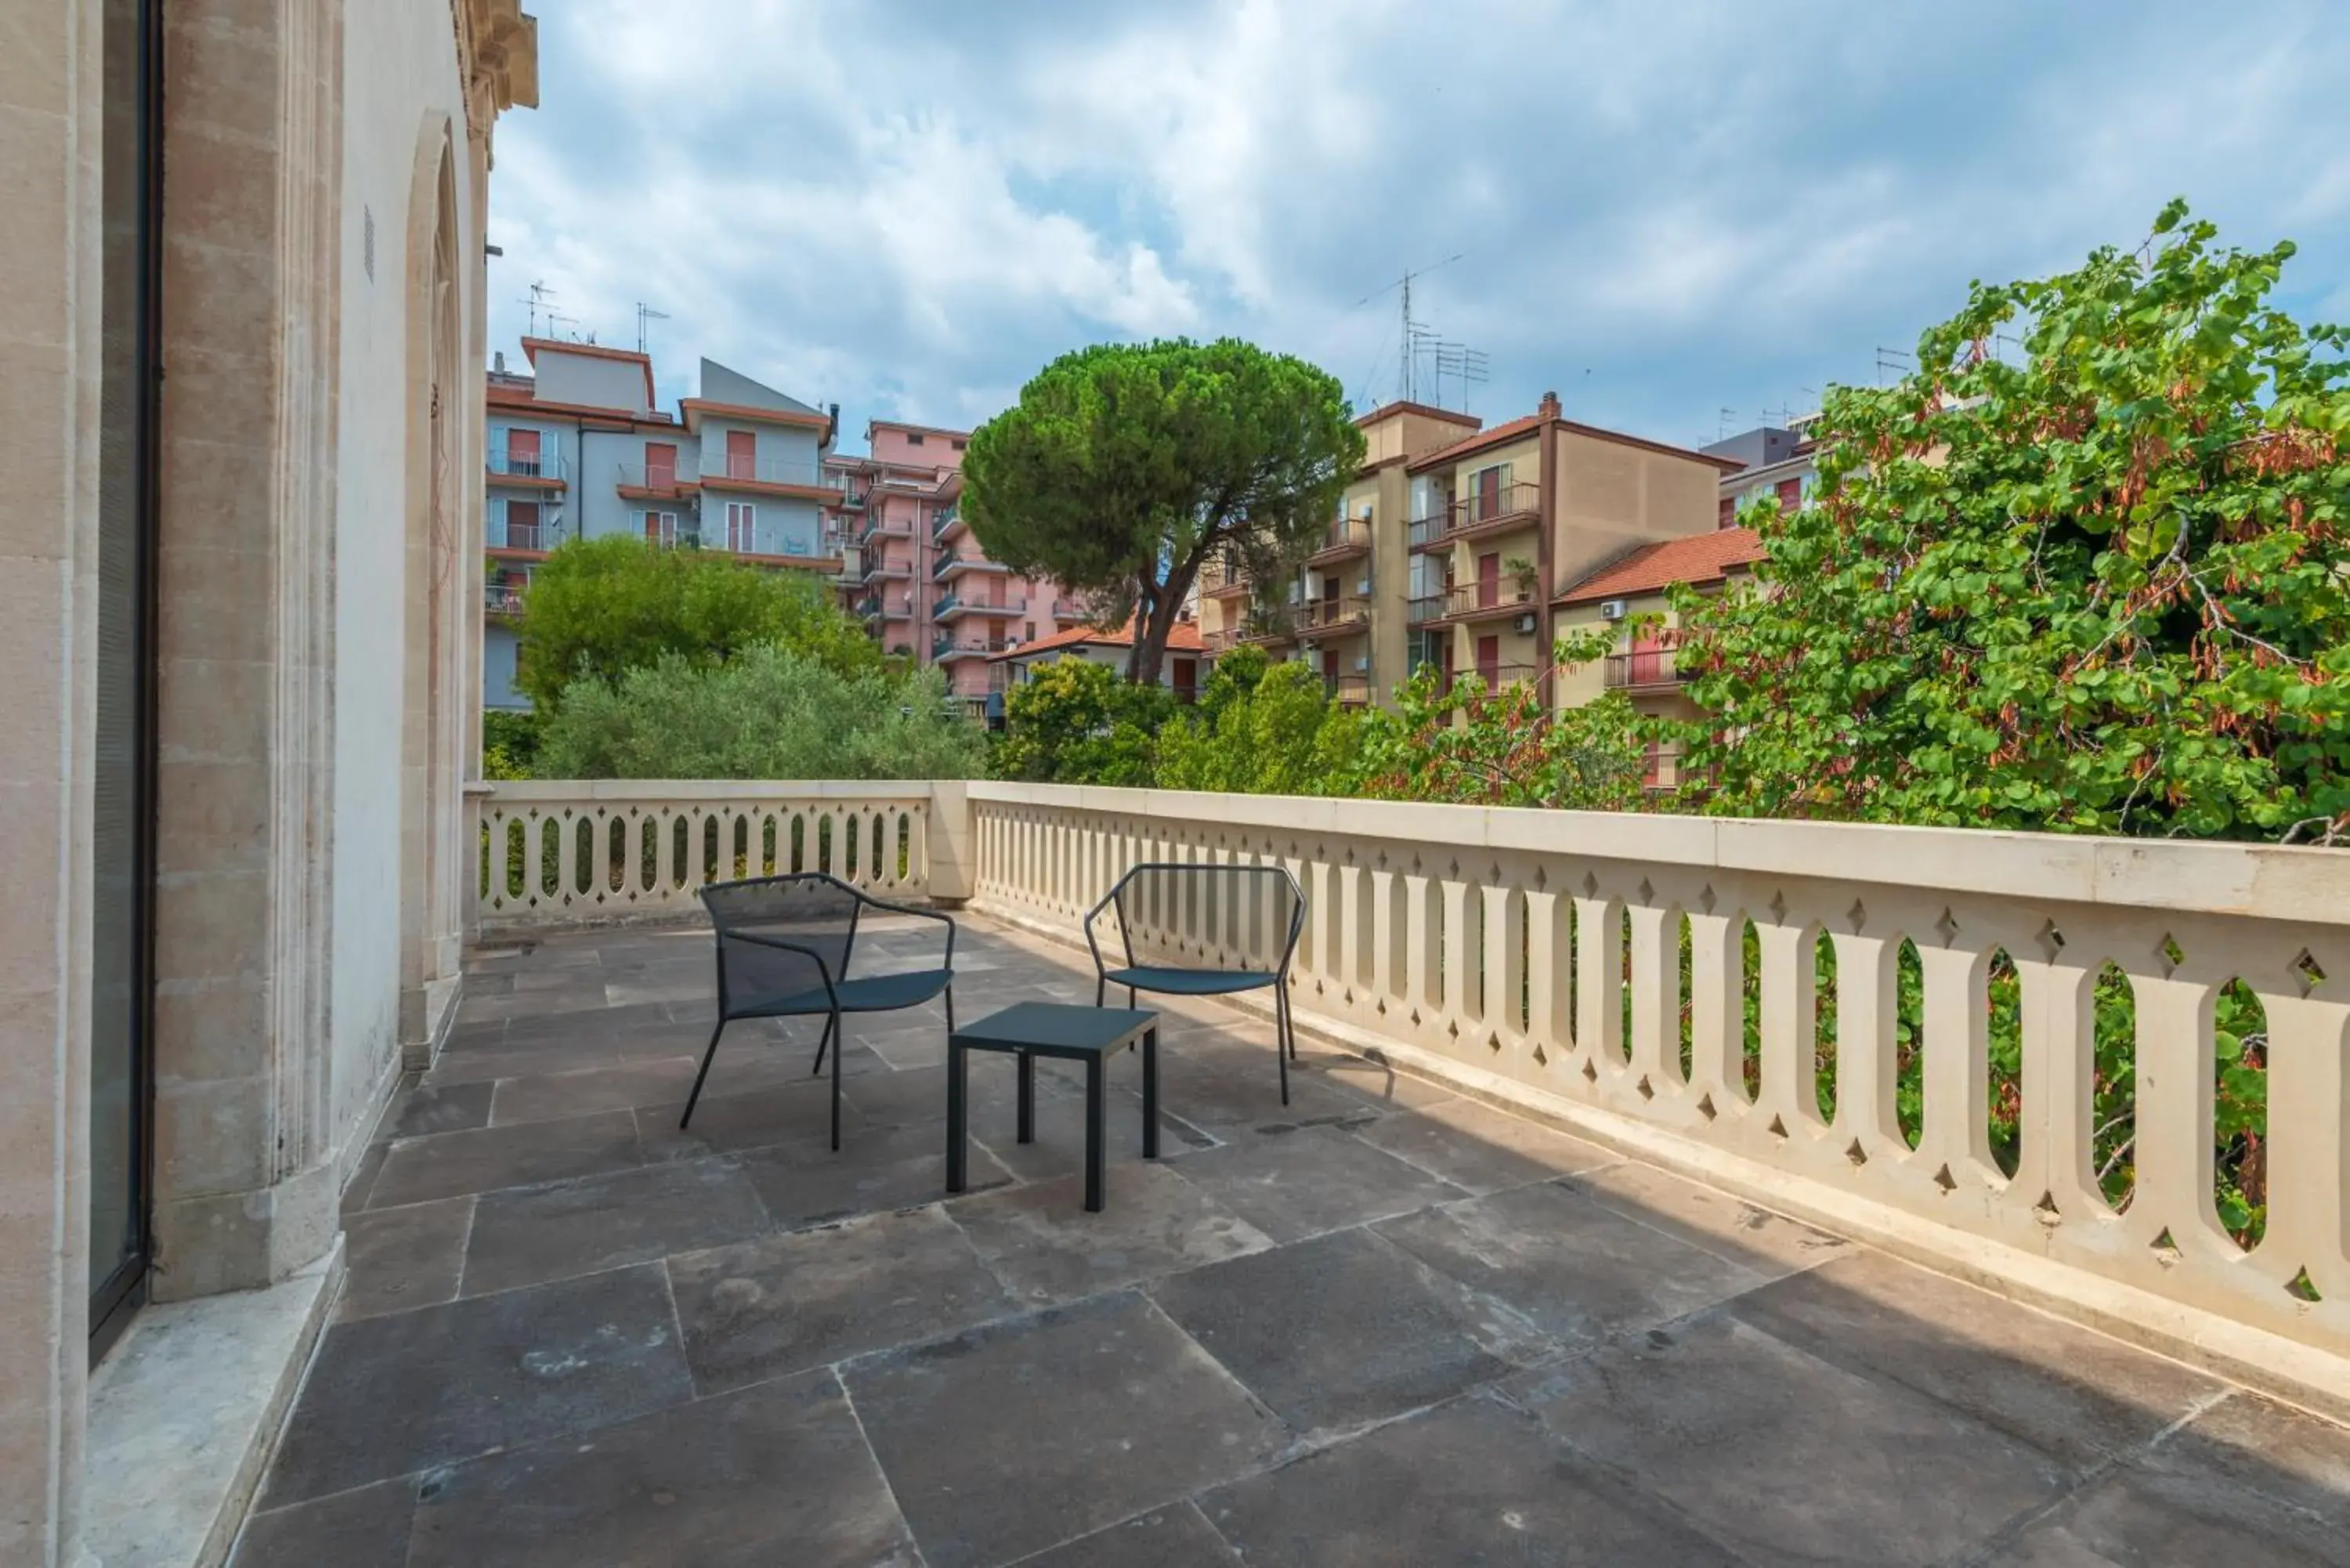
left=537, top=647, right=982, bottom=781
left=991, top=657, right=1170, bottom=786
left=516, top=534, right=880, bottom=710
left=1357, top=630, right=1650, bottom=810
left=1157, top=652, right=1366, bottom=797
left=962, top=338, right=1368, bottom=685
left=1672, top=201, right=2350, bottom=840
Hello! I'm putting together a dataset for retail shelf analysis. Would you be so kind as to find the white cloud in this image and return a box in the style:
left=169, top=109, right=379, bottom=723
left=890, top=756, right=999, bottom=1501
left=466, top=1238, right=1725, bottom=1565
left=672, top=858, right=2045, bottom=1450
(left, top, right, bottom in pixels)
left=486, top=0, right=2350, bottom=449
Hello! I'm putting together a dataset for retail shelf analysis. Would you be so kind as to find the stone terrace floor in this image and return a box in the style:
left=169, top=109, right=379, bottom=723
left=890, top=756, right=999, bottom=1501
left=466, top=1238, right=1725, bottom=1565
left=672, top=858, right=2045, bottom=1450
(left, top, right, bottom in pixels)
left=233, top=915, right=2350, bottom=1567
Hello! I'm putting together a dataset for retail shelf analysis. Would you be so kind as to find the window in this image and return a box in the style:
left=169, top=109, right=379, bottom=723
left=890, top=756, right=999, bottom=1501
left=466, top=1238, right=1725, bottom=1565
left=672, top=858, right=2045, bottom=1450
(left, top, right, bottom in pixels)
left=725, top=500, right=755, bottom=553
left=505, top=426, right=541, bottom=476
left=726, top=429, right=755, bottom=480
left=506, top=500, right=543, bottom=551
left=1718, top=495, right=1736, bottom=529
left=638, top=509, right=681, bottom=546
left=645, top=441, right=676, bottom=488
left=907, top=432, right=926, bottom=446
left=1024, top=622, right=1035, bottom=641
left=950, top=438, right=966, bottom=451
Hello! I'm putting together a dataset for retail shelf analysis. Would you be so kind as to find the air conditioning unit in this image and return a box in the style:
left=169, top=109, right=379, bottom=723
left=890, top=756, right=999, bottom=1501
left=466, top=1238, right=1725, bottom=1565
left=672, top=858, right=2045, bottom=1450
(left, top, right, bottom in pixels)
left=1600, top=598, right=1629, bottom=621
left=1354, top=655, right=1369, bottom=673
left=1513, top=613, right=1538, bottom=636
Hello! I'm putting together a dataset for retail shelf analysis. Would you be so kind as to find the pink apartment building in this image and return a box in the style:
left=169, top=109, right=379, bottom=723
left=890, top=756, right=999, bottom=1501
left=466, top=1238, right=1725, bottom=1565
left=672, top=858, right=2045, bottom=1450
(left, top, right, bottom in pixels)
left=827, top=419, right=1088, bottom=721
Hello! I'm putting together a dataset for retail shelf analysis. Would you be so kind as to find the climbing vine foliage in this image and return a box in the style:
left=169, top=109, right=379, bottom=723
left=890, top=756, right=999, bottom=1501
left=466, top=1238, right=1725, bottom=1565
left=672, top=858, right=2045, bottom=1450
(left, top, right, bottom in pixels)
left=1673, top=201, right=2350, bottom=843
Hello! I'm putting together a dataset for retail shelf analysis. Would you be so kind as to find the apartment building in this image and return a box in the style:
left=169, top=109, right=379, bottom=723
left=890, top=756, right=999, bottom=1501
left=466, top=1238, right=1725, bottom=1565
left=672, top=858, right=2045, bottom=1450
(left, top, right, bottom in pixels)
left=1705, top=422, right=1819, bottom=526
left=990, top=620, right=1212, bottom=710
left=483, top=347, right=844, bottom=706
left=827, top=420, right=1085, bottom=721
left=1200, top=395, right=1736, bottom=706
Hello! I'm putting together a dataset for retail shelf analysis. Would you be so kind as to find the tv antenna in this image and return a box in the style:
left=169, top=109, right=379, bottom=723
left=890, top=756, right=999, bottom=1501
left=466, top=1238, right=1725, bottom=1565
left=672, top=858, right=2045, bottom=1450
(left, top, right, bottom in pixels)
left=519, top=280, right=558, bottom=337
left=635, top=302, right=671, bottom=355
left=1350, top=253, right=1467, bottom=404
left=1429, top=341, right=1489, bottom=414
left=1875, top=345, right=1914, bottom=385
left=1718, top=407, right=1737, bottom=440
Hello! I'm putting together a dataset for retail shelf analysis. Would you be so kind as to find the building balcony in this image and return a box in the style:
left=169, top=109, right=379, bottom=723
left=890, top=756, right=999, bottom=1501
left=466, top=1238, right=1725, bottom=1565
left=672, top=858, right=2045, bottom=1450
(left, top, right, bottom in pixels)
left=932, top=506, right=969, bottom=542
left=613, top=461, right=692, bottom=497
left=1438, top=579, right=1539, bottom=623
left=383, top=778, right=2345, bottom=1567
left=1235, top=609, right=1296, bottom=645
left=858, top=594, right=913, bottom=623
left=861, top=516, right=915, bottom=542
left=934, top=553, right=1012, bottom=583
left=933, top=635, right=1014, bottom=661
left=483, top=583, right=526, bottom=617
left=486, top=450, right=568, bottom=487
left=1405, top=593, right=1447, bottom=626
left=1322, top=672, right=1372, bottom=706
left=486, top=517, right=571, bottom=553
left=1605, top=648, right=1687, bottom=693
left=1053, top=598, right=1097, bottom=624
left=699, top=457, right=844, bottom=496
left=1303, top=515, right=1372, bottom=565
left=935, top=594, right=1025, bottom=621
left=1291, top=596, right=1371, bottom=638
left=1460, top=661, right=1541, bottom=693
left=866, top=558, right=913, bottom=581
left=1412, top=481, right=1542, bottom=551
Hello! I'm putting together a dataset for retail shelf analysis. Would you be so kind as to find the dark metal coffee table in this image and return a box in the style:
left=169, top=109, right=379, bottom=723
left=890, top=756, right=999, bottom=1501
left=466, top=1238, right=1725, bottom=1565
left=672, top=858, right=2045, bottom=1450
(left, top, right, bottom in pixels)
left=945, top=1003, right=1159, bottom=1212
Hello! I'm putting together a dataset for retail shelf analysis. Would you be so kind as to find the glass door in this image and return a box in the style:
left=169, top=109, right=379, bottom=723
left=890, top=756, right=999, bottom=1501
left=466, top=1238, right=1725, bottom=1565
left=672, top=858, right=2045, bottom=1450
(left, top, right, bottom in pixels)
left=91, top=0, right=163, bottom=1360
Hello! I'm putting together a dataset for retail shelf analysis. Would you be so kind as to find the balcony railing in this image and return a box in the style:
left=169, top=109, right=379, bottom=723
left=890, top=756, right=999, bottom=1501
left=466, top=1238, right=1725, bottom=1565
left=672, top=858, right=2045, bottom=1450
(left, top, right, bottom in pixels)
left=470, top=778, right=2350, bottom=1402
left=483, top=583, right=526, bottom=616
left=858, top=594, right=912, bottom=621
left=1412, top=481, right=1543, bottom=549
left=1441, top=579, right=1538, bottom=620
left=703, top=457, right=841, bottom=490
left=1054, top=598, right=1096, bottom=624
left=486, top=450, right=567, bottom=482
left=487, top=517, right=569, bottom=552
left=1235, top=609, right=1295, bottom=644
left=1406, top=593, right=1447, bottom=626
left=935, top=594, right=1025, bottom=620
left=1322, top=673, right=1372, bottom=706
left=1605, top=648, right=1685, bottom=691
left=860, top=516, right=914, bottom=541
left=934, top=635, right=1015, bottom=660
left=613, top=461, right=689, bottom=491
left=1306, top=515, right=1372, bottom=562
left=1292, top=595, right=1371, bottom=636
left=931, top=506, right=967, bottom=540
left=934, top=553, right=1011, bottom=581
left=1461, top=661, right=1541, bottom=693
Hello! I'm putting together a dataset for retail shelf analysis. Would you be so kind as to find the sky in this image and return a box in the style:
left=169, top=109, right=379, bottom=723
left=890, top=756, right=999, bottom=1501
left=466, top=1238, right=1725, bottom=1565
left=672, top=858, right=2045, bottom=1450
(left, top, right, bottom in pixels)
left=484, top=0, right=2350, bottom=455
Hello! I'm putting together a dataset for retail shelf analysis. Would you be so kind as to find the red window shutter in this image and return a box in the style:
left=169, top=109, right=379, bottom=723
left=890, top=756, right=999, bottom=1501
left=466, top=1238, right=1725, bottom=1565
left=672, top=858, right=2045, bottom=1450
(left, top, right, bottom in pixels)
left=1718, top=496, right=1736, bottom=529
left=645, top=442, right=675, bottom=487
left=1775, top=477, right=1802, bottom=511
left=727, top=430, right=755, bottom=479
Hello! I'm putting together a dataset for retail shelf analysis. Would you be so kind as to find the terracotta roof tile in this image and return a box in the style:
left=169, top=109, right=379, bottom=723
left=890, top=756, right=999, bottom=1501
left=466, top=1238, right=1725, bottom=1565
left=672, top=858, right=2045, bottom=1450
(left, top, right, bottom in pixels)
left=989, top=617, right=1207, bottom=661
left=1554, top=527, right=1766, bottom=605
left=1405, top=413, right=1546, bottom=474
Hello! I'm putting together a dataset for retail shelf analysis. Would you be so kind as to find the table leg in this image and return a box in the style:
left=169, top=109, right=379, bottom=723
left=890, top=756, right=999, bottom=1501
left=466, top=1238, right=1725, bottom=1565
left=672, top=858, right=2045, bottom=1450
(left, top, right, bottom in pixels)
left=945, top=1040, right=967, bottom=1194
left=1084, top=1055, right=1105, bottom=1213
left=1017, top=1049, right=1035, bottom=1144
left=1141, top=1028, right=1159, bottom=1160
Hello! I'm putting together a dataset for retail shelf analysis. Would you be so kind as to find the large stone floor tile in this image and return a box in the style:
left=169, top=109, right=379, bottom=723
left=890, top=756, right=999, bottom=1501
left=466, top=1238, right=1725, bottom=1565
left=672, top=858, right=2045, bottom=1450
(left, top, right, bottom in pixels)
left=1148, top=1050, right=1372, bottom=1134
left=367, top=1109, right=644, bottom=1208
left=1307, top=1053, right=1459, bottom=1112
left=341, top=1196, right=472, bottom=1321
left=974, top=1081, right=1220, bottom=1183
left=340, top=1141, right=388, bottom=1215
left=486, top=1056, right=700, bottom=1125
left=406, top=1369, right=919, bottom=1568
left=951, top=1160, right=1274, bottom=1305
left=845, top=1053, right=1046, bottom=1128
left=420, top=1032, right=638, bottom=1086
left=634, top=1077, right=855, bottom=1161
left=459, top=1155, right=772, bottom=1297
left=1989, top=1461, right=2349, bottom=1567
left=668, top=1205, right=1016, bottom=1396
left=1198, top=1393, right=1741, bottom=1567
left=1561, top=1158, right=1846, bottom=1274
left=261, top=1263, right=692, bottom=1508
left=846, top=1289, right=1284, bottom=1568
left=1013, top=1501, right=1240, bottom=1568
left=741, top=1117, right=1014, bottom=1231
left=1726, top=1248, right=2224, bottom=1470
left=1374, top=1180, right=1769, bottom=1349
left=1353, top=1094, right=1617, bottom=1195
left=1148, top=1228, right=1538, bottom=1436
left=230, top=1476, right=418, bottom=1568
left=383, top=1080, right=494, bottom=1140
left=1167, top=1124, right=1465, bottom=1243
left=1512, top=1310, right=2068, bottom=1566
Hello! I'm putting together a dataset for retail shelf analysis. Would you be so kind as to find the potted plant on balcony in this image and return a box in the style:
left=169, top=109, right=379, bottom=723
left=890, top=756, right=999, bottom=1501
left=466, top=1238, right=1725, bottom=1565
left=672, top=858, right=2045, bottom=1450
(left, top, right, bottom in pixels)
left=1505, top=556, right=1538, bottom=602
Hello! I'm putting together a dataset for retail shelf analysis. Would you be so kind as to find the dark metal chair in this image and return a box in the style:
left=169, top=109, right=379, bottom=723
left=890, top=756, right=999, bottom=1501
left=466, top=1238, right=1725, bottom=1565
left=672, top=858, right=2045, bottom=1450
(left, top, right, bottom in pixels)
left=685, top=873, right=956, bottom=1149
left=1084, top=862, right=1305, bottom=1102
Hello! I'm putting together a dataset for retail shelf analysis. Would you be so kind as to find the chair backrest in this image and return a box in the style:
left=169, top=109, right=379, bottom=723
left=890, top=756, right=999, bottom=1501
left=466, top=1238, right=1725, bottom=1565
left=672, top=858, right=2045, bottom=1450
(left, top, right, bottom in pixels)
left=701, top=874, right=863, bottom=1011
left=1102, top=862, right=1304, bottom=975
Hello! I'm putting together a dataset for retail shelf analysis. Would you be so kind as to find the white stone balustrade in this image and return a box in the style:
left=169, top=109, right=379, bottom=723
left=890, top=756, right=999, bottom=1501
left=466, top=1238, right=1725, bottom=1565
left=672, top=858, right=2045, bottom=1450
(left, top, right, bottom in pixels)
left=469, top=776, right=2350, bottom=1412
left=470, top=781, right=938, bottom=930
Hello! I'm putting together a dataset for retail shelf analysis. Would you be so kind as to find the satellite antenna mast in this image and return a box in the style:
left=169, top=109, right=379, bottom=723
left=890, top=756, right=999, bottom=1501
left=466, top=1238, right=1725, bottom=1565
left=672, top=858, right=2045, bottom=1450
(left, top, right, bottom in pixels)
left=520, top=280, right=557, bottom=337
left=1350, top=254, right=1467, bottom=406
left=635, top=302, right=671, bottom=355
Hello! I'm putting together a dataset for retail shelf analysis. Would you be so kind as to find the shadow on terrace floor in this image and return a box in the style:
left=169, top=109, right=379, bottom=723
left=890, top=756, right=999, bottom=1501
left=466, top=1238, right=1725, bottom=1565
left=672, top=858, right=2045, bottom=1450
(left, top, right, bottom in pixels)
left=233, top=913, right=2350, bottom=1567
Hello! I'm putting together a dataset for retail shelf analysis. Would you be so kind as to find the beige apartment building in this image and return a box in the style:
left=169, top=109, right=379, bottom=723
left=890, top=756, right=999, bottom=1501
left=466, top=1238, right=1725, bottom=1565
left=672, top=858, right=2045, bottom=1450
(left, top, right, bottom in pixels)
left=2, top=2, right=533, bottom=1561
left=1201, top=395, right=1737, bottom=706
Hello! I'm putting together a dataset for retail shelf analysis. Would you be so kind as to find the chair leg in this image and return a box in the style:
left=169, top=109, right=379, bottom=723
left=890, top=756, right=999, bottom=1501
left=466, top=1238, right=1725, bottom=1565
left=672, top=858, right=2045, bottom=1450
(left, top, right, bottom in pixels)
left=945, top=984, right=956, bottom=1035
left=680, top=1018, right=728, bottom=1129
left=1275, top=987, right=1291, bottom=1107
left=1095, top=976, right=1104, bottom=1007
left=830, top=1006, right=844, bottom=1152
left=810, top=1012, right=836, bottom=1076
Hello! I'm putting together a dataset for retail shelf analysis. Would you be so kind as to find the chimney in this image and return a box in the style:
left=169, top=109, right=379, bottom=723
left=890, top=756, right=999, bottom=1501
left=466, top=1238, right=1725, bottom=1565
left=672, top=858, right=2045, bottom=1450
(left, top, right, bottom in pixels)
left=494, top=350, right=507, bottom=373
left=1538, top=389, right=1561, bottom=420
left=826, top=402, right=841, bottom=447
